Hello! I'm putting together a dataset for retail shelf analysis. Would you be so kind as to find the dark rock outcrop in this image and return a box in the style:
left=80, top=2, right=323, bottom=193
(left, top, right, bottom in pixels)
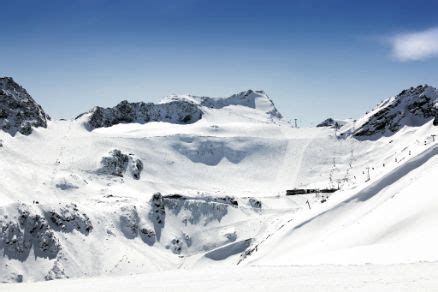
left=248, top=198, right=262, bottom=209
left=161, top=194, right=237, bottom=225
left=79, top=100, right=203, bottom=130
left=0, top=77, right=49, bottom=136
left=119, top=206, right=139, bottom=239
left=0, top=205, right=60, bottom=261
left=149, top=193, right=166, bottom=241
left=139, top=227, right=156, bottom=246
left=317, top=118, right=345, bottom=128
left=45, top=204, right=93, bottom=235
left=118, top=205, right=157, bottom=245
left=352, top=85, right=438, bottom=139
left=99, top=149, right=143, bottom=180
left=168, top=238, right=184, bottom=254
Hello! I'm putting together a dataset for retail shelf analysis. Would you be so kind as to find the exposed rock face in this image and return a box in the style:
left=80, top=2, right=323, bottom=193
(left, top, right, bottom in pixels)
left=99, top=150, right=143, bottom=179
left=0, top=77, right=49, bottom=136
left=45, top=204, right=93, bottom=235
left=352, top=85, right=438, bottom=138
left=55, top=180, right=79, bottom=191
left=148, top=193, right=239, bottom=245
left=161, top=194, right=238, bottom=225
left=118, top=205, right=157, bottom=245
left=168, top=238, right=184, bottom=254
left=149, top=193, right=166, bottom=241
left=0, top=205, right=60, bottom=261
left=139, top=228, right=156, bottom=246
left=80, top=100, right=203, bottom=130
left=248, top=198, right=262, bottom=209
left=119, top=206, right=139, bottom=239
left=317, top=118, right=345, bottom=129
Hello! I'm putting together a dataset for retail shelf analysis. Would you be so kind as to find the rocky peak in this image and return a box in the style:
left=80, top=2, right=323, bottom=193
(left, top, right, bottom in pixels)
left=0, top=77, right=49, bottom=136
left=351, top=85, right=438, bottom=139
left=78, top=99, right=203, bottom=130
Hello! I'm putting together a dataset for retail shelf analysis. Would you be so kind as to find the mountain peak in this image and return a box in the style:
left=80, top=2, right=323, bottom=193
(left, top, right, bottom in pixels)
left=161, top=89, right=282, bottom=119
left=350, top=84, right=438, bottom=139
left=0, top=77, right=49, bottom=136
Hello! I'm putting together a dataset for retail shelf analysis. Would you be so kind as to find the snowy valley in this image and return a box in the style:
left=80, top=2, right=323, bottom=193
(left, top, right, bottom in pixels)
left=1, top=78, right=438, bottom=290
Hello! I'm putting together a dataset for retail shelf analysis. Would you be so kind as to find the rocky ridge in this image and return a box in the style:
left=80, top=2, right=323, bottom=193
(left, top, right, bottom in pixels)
left=351, top=85, right=438, bottom=138
left=0, top=77, right=49, bottom=136
left=78, top=100, right=203, bottom=130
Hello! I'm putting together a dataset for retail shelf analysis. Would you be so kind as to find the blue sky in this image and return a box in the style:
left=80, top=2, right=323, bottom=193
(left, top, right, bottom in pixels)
left=2, top=0, right=438, bottom=125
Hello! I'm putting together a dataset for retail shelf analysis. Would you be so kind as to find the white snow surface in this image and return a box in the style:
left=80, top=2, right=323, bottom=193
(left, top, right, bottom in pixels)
left=1, top=88, right=438, bottom=289
left=3, top=262, right=438, bottom=291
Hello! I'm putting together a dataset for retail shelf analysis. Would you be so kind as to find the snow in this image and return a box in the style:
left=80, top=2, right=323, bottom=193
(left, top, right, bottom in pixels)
left=1, top=83, right=438, bottom=289
left=245, top=144, right=438, bottom=266
left=2, top=263, right=438, bottom=291
left=160, top=89, right=282, bottom=119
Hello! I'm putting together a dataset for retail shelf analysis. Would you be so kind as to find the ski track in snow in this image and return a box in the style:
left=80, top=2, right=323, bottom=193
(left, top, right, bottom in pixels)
left=273, top=125, right=321, bottom=192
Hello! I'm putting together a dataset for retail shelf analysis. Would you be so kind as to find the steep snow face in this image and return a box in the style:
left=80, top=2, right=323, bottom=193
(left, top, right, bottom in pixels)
left=79, top=100, right=203, bottom=130
left=0, top=77, right=49, bottom=136
left=161, top=90, right=282, bottom=119
left=346, top=85, right=438, bottom=139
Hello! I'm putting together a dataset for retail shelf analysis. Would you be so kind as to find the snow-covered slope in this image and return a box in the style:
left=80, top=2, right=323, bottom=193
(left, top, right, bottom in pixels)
left=4, top=263, right=438, bottom=292
left=1, top=80, right=438, bottom=286
left=161, top=89, right=282, bottom=119
left=245, top=142, right=438, bottom=266
left=78, top=89, right=282, bottom=130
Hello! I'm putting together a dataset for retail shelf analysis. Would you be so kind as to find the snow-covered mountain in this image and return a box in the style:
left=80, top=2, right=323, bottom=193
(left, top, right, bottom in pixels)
left=344, top=84, right=438, bottom=139
left=160, top=90, right=283, bottom=119
left=77, top=89, right=282, bottom=131
left=0, top=77, right=49, bottom=136
left=1, top=78, right=438, bottom=286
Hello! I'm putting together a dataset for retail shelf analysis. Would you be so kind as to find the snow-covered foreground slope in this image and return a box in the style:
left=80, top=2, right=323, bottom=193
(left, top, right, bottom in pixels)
left=1, top=79, right=438, bottom=288
left=246, top=143, right=438, bottom=266
left=3, top=262, right=438, bottom=292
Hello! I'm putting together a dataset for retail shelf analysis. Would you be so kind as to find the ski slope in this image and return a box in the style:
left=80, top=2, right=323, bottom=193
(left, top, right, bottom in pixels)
left=245, top=143, right=438, bottom=266
left=1, top=82, right=438, bottom=288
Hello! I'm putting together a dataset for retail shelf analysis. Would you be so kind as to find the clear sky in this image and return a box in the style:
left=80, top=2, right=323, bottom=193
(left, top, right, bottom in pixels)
left=2, top=0, right=438, bottom=125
